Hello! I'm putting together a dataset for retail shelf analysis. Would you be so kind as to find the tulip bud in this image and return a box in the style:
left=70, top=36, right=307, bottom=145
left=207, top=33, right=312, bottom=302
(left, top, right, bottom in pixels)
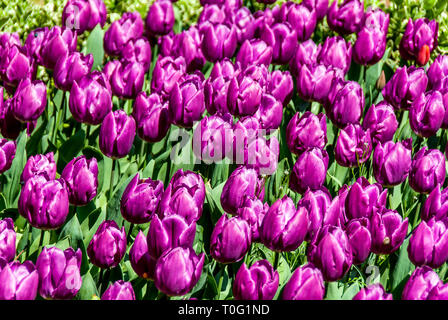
left=54, top=52, right=93, bottom=91
left=227, top=75, right=263, bottom=117
left=290, top=39, right=321, bottom=76
left=151, top=56, right=186, bottom=97
left=11, top=78, right=47, bottom=123
left=103, top=59, right=120, bottom=82
left=236, top=39, right=273, bottom=70
left=286, top=112, right=327, bottom=156
left=204, top=77, right=233, bottom=116
left=345, top=176, right=387, bottom=220
left=104, top=12, right=144, bottom=56
left=101, top=281, right=135, bottom=300
left=0, top=45, right=33, bottom=90
left=298, top=188, right=333, bottom=240
left=231, top=7, right=256, bottom=44
left=62, top=0, right=107, bottom=34
left=201, top=23, right=237, bottom=62
left=148, top=215, right=196, bottom=260
left=253, top=94, right=283, bottom=133
left=62, top=155, right=98, bottom=206
left=335, top=124, right=372, bottom=168
left=0, top=139, right=15, bottom=174
left=267, top=70, right=293, bottom=107
left=210, top=214, right=251, bottom=264
left=245, top=135, right=280, bottom=176
left=346, top=218, right=371, bottom=265
left=154, top=247, right=205, bottom=296
left=0, top=218, right=15, bottom=262
left=409, top=91, right=445, bottom=138
left=99, top=110, right=136, bottom=159
left=232, top=116, right=261, bottom=164
left=169, top=73, right=205, bottom=128
left=327, top=0, right=364, bottom=35
left=409, top=147, right=446, bottom=194
left=302, top=0, right=329, bottom=20
left=24, top=28, right=48, bottom=62
left=326, top=80, right=364, bottom=128
left=402, top=266, right=441, bottom=300
left=260, top=196, right=309, bottom=252
left=371, top=208, right=408, bottom=255
left=382, top=66, right=428, bottom=110
left=428, top=55, right=448, bottom=90
left=36, top=246, right=82, bottom=300
left=308, top=225, right=353, bottom=282
left=0, top=261, right=39, bottom=300
left=408, top=218, right=448, bottom=268
left=253, top=8, right=276, bottom=37
left=279, top=3, right=316, bottom=42
left=120, top=38, right=152, bottom=72
left=290, top=148, right=329, bottom=195
left=69, top=71, right=113, bottom=125
left=39, top=26, right=77, bottom=70
left=110, top=60, right=145, bottom=99
left=236, top=196, right=268, bottom=242
left=198, top=5, right=226, bottom=29
left=260, top=22, right=297, bottom=65
left=172, top=27, right=205, bottom=72
left=362, top=101, right=398, bottom=145
left=282, top=264, right=325, bottom=300
left=129, top=231, right=156, bottom=280
left=18, top=176, right=69, bottom=230
left=353, top=8, right=389, bottom=66
left=233, top=260, right=279, bottom=300
left=373, top=139, right=412, bottom=187
left=318, top=36, right=352, bottom=75
left=121, top=173, right=164, bottom=224
left=146, top=0, right=175, bottom=36
left=353, top=284, right=393, bottom=300
left=400, top=18, right=438, bottom=66
left=221, top=166, right=264, bottom=215
left=297, top=64, right=343, bottom=103
left=421, top=184, right=448, bottom=222
left=87, top=220, right=126, bottom=269
left=21, top=153, right=56, bottom=185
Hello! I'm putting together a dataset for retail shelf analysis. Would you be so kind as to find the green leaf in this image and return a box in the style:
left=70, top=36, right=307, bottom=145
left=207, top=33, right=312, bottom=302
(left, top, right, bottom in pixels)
left=341, top=282, right=360, bottom=300
left=391, top=238, right=415, bottom=298
left=86, top=25, right=105, bottom=70
left=106, top=173, right=137, bottom=226
left=57, top=129, right=86, bottom=171
left=59, top=213, right=84, bottom=250
left=3, top=132, right=27, bottom=207
left=77, top=272, right=99, bottom=300
left=325, top=282, right=344, bottom=300
left=389, top=185, right=402, bottom=211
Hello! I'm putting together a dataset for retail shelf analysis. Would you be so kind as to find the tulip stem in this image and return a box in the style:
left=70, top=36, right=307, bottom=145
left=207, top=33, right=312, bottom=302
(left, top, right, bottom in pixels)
left=109, top=159, right=116, bottom=200
left=273, top=251, right=280, bottom=270
left=85, top=125, right=90, bottom=144
left=98, top=269, right=104, bottom=296
left=216, top=264, right=227, bottom=300
left=37, top=229, right=45, bottom=255
left=127, top=223, right=134, bottom=243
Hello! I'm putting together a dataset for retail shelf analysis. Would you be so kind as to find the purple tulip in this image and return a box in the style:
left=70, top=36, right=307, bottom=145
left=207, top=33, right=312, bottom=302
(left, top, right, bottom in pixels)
left=298, top=188, right=333, bottom=240
left=39, top=26, right=77, bottom=70
left=373, top=139, right=412, bottom=187
left=382, top=66, right=428, bottom=110
left=345, top=176, right=387, bottom=220
left=172, top=27, right=205, bottom=72
left=0, top=139, right=15, bottom=174
left=0, top=218, right=15, bottom=262
left=327, top=0, right=364, bottom=35
left=326, top=80, right=364, bottom=128
left=146, top=0, right=175, bottom=36
left=409, top=91, right=445, bottom=138
left=0, top=96, right=22, bottom=140
left=402, top=266, right=441, bottom=300
left=0, top=45, right=33, bottom=90
left=87, top=220, right=126, bottom=269
left=24, top=28, right=48, bottom=63
left=328, top=185, right=350, bottom=228
left=129, top=231, right=157, bottom=280
left=154, top=247, right=204, bottom=297
left=204, top=68, right=236, bottom=116
left=147, top=215, right=196, bottom=260
left=346, top=218, right=371, bottom=265
left=232, top=116, right=261, bottom=164
left=253, top=8, right=276, bottom=37
left=102, top=281, right=135, bottom=300
left=408, top=218, right=448, bottom=269
left=36, top=246, right=82, bottom=300
left=233, top=260, right=279, bottom=300
left=227, top=74, right=263, bottom=117
left=157, top=169, right=206, bottom=224
left=296, top=64, right=343, bottom=103
left=362, top=101, right=398, bottom=145
left=236, top=196, right=268, bottom=242
left=370, top=208, right=409, bottom=255
left=260, top=196, right=309, bottom=252
left=102, top=59, right=120, bottom=82
left=198, top=5, right=226, bottom=29
left=353, top=284, right=392, bottom=300
left=11, top=78, right=47, bottom=123
left=290, top=148, right=329, bottom=195
left=260, top=22, right=297, bottom=65
left=308, top=225, right=353, bottom=282
left=428, top=55, right=448, bottom=90
left=302, top=0, right=329, bottom=20
left=334, top=124, right=372, bottom=168
left=287, top=112, right=326, bottom=156
left=69, top=71, right=112, bottom=125
left=400, top=18, right=438, bottom=66
left=421, top=184, right=448, bottom=222
left=20, top=153, right=56, bottom=185
left=151, top=56, right=186, bottom=97
left=99, top=110, right=136, bottom=159
left=282, top=264, right=325, bottom=300
left=353, top=8, right=389, bottom=65
left=201, top=23, right=237, bottom=62
left=230, top=7, right=256, bottom=44
left=236, top=39, right=273, bottom=70
left=62, top=0, right=107, bottom=34
left=121, top=173, right=164, bottom=224
left=428, top=283, right=448, bottom=300
left=245, top=135, right=280, bottom=176
left=54, top=52, right=93, bottom=91
left=110, top=60, right=145, bottom=99
left=290, top=39, right=321, bottom=76
left=318, top=36, right=352, bottom=75
left=409, top=147, right=446, bottom=194
left=104, top=12, right=144, bottom=56
left=18, top=175, right=69, bottom=230
left=120, top=38, right=152, bottom=72
left=61, top=155, right=98, bottom=206
left=279, top=3, right=316, bottom=42
left=169, top=73, right=205, bottom=128
left=267, top=70, right=293, bottom=107
left=0, top=261, right=39, bottom=300
left=210, top=214, right=251, bottom=264
left=254, top=93, right=283, bottom=133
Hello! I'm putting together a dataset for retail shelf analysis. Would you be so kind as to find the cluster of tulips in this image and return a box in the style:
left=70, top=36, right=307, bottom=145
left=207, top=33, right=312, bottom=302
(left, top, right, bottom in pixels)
left=0, top=0, right=448, bottom=301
